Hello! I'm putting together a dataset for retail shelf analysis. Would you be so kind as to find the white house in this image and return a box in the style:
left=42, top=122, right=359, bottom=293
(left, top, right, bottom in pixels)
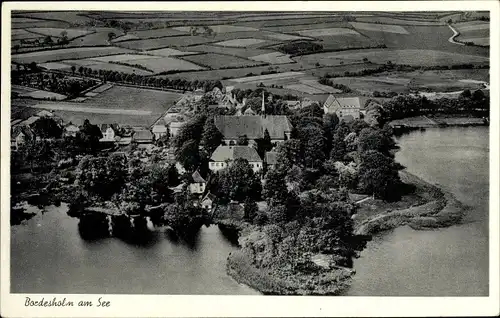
left=99, top=124, right=118, bottom=142
left=201, top=192, right=216, bottom=212
left=323, top=95, right=361, bottom=122
left=189, top=170, right=206, bottom=195
left=152, top=124, right=168, bottom=140
left=209, top=145, right=263, bottom=173
left=63, top=123, right=80, bottom=137
left=169, top=121, right=185, bottom=137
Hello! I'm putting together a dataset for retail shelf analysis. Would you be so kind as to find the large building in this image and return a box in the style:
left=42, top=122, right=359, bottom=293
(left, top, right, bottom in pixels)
left=323, top=95, right=361, bottom=122
left=209, top=145, right=263, bottom=173
left=214, top=115, right=293, bottom=145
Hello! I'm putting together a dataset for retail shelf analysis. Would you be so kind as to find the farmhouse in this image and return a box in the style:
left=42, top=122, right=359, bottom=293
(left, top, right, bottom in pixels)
left=132, top=129, right=154, bottom=144
left=11, top=126, right=33, bottom=151
left=99, top=124, right=119, bottom=142
left=63, top=122, right=80, bottom=137
left=201, top=192, right=216, bottom=212
left=152, top=124, right=168, bottom=139
left=189, top=170, right=206, bottom=195
left=209, top=145, right=263, bottom=173
left=214, top=115, right=293, bottom=144
left=323, top=95, right=361, bottom=122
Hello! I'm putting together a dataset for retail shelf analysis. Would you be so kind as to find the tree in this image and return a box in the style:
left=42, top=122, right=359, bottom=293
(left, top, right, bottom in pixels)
left=255, top=128, right=273, bottom=158
left=263, top=168, right=288, bottom=204
left=358, top=150, right=402, bottom=201
left=175, top=139, right=201, bottom=172
left=75, top=119, right=102, bottom=154
left=13, top=44, right=20, bottom=53
left=200, top=117, right=222, bottom=157
left=357, top=127, right=395, bottom=156
left=78, top=66, right=84, bottom=75
left=214, top=158, right=262, bottom=203
left=43, top=35, right=54, bottom=47
left=30, top=117, right=62, bottom=139
left=107, top=32, right=116, bottom=42
left=237, top=134, right=249, bottom=146
left=243, top=197, right=258, bottom=221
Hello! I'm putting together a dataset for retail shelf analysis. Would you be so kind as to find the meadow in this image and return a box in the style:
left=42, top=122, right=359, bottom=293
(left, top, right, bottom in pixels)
left=25, top=27, right=93, bottom=39
left=214, top=38, right=268, bottom=47
left=145, top=47, right=199, bottom=57
left=248, top=52, right=295, bottom=65
left=117, top=56, right=206, bottom=73
left=12, top=46, right=134, bottom=64
left=115, top=35, right=218, bottom=50
left=185, top=44, right=274, bottom=58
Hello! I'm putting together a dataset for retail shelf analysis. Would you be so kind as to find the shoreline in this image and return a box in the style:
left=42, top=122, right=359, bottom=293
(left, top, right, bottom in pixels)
left=226, top=170, right=467, bottom=296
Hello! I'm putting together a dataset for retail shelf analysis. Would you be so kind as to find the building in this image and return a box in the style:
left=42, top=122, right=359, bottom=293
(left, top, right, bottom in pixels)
left=11, top=126, right=33, bottom=151
left=99, top=124, right=118, bottom=142
left=265, top=151, right=278, bottom=170
left=201, top=192, right=216, bottom=212
left=189, top=170, right=206, bottom=195
left=169, top=121, right=185, bottom=137
left=132, top=129, right=154, bottom=144
left=209, top=145, right=263, bottom=173
left=214, top=115, right=292, bottom=145
left=152, top=124, right=168, bottom=140
left=63, top=123, right=80, bottom=138
left=323, top=95, right=361, bottom=122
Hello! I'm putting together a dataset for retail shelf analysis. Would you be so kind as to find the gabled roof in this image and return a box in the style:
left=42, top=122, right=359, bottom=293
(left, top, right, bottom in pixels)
left=65, top=124, right=80, bottom=132
left=202, top=192, right=216, bottom=203
left=191, top=170, right=206, bottom=183
left=211, top=145, right=262, bottom=162
left=11, top=125, right=34, bottom=140
left=133, top=129, right=153, bottom=141
left=214, top=115, right=292, bottom=140
left=100, top=123, right=119, bottom=132
left=324, top=95, right=361, bottom=112
left=152, top=125, right=167, bottom=133
left=244, top=107, right=256, bottom=115
left=265, top=151, right=278, bottom=165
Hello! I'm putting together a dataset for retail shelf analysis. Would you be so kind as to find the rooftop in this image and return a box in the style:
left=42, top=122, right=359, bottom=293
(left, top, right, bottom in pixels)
left=214, top=115, right=292, bottom=140
left=324, top=95, right=361, bottom=111
left=211, top=145, right=262, bottom=163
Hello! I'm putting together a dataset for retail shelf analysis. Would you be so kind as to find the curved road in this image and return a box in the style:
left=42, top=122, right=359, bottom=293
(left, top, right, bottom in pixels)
left=447, top=24, right=465, bottom=46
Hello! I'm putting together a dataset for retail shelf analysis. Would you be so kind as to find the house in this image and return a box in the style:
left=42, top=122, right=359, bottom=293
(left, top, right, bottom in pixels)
left=11, top=126, right=33, bottom=151
left=323, top=95, right=361, bottom=122
left=201, top=192, right=216, bottom=212
left=209, top=145, right=263, bottom=173
left=152, top=124, right=168, bottom=140
left=265, top=151, right=278, bottom=170
left=214, top=115, right=293, bottom=144
left=99, top=124, right=118, bottom=142
left=169, top=121, right=185, bottom=137
left=189, top=170, right=206, bottom=195
left=132, top=129, right=154, bottom=144
left=243, top=107, right=256, bottom=115
left=63, top=122, right=80, bottom=137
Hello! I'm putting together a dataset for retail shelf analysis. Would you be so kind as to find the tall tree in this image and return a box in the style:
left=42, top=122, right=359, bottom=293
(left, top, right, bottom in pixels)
left=214, top=158, right=262, bottom=203
left=358, top=150, right=402, bottom=201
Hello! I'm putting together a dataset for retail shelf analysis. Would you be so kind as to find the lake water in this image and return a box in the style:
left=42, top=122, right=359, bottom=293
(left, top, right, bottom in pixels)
left=11, top=126, right=489, bottom=295
left=347, top=126, right=489, bottom=296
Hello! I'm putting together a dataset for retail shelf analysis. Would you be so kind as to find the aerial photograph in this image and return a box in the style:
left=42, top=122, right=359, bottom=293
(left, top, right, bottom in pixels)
left=9, top=10, right=490, bottom=297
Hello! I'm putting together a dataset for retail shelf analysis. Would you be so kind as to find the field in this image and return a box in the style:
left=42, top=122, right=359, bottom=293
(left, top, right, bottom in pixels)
left=12, top=18, right=69, bottom=29
left=214, top=38, right=268, bottom=47
left=129, top=28, right=187, bottom=39
left=249, top=52, right=295, bottom=65
left=89, top=54, right=154, bottom=62
left=298, top=49, right=489, bottom=67
left=185, top=44, right=274, bottom=58
left=118, top=56, right=206, bottom=73
left=115, top=35, right=218, bottom=50
left=454, top=22, right=489, bottom=46
left=112, top=34, right=140, bottom=42
left=145, top=47, right=198, bottom=57
left=41, top=59, right=153, bottom=75
left=12, top=29, right=41, bottom=41
left=25, top=28, right=93, bottom=39
left=354, top=16, right=444, bottom=26
left=12, top=85, right=67, bottom=100
left=296, top=28, right=360, bottom=37
left=173, top=25, right=259, bottom=33
left=285, top=80, right=342, bottom=94
left=261, top=31, right=312, bottom=41
left=349, top=22, right=410, bottom=34
left=180, top=53, right=265, bottom=69
left=228, top=71, right=306, bottom=84
left=12, top=46, right=134, bottom=64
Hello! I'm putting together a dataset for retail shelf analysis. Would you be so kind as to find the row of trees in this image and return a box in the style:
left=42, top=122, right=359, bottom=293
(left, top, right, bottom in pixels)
left=12, top=71, right=97, bottom=98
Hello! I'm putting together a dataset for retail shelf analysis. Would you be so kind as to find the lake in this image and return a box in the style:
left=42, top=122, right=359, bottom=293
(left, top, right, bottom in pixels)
left=11, top=126, right=489, bottom=295
left=347, top=126, right=489, bottom=296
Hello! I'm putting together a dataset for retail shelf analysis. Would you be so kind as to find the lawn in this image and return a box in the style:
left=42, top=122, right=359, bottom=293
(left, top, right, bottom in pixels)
left=119, top=56, right=206, bottom=73
left=115, top=35, right=218, bottom=50
left=349, top=22, right=410, bottom=34
left=296, top=28, right=361, bottom=37
left=180, top=53, right=265, bottom=69
left=213, top=38, right=268, bottom=47
left=12, top=46, right=134, bottom=64
left=248, top=52, right=295, bottom=65
left=298, top=49, right=489, bottom=67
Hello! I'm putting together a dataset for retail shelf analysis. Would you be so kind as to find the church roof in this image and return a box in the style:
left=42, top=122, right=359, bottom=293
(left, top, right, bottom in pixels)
left=214, top=115, right=292, bottom=140
left=210, top=145, right=262, bottom=162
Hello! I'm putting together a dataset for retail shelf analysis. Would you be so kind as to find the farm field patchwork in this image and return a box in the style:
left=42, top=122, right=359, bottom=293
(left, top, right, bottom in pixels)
left=248, top=52, right=294, bottom=65
left=13, top=11, right=95, bottom=25
left=173, top=25, right=259, bottom=33
left=112, top=34, right=140, bottom=42
left=39, top=62, right=73, bottom=70
left=12, top=46, right=134, bottom=64
left=349, top=22, right=410, bottom=34
left=11, top=29, right=41, bottom=40
left=129, top=28, right=186, bottom=39
left=180, top=53, right=265, bottom=69
left=261, top=31, right=312, bottom=41
left=214, top=38, right=268, bottom=47
left=454, top=23, right=489, bottom=32
left=48, top=59, right=153, bottom=75
left=229, top=71, right=306, bottom=84
left=12, top=85, right=67, bottom=100
left=285, top=81, right=342, bottom=94
left=63, top=28, right=125, bottom=47
left=12, top=18, right=69, bottom=29
left=185, top=44, right=274, bottom=58
left=458, top=37, right=489, bottom=46
left=296, top=28, right=361, bottom=37
left=354, top=16, right=444, bottom=26
left=89, top=53, right=154, bottom=62
left=26, top=28, right=94, bottom=39
left=263, top=22, right=351, bottom=33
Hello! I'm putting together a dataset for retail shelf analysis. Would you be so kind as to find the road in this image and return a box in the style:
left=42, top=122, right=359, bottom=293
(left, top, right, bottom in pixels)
left=447, top=24, right=465, bottom=46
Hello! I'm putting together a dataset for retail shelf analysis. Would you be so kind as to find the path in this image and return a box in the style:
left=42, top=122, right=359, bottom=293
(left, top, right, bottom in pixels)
left=447, top=24, right=465, bottom=46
